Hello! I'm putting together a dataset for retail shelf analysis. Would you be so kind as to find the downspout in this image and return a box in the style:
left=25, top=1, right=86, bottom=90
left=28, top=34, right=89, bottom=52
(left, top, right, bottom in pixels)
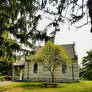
left=27, top=61, right=29, bottom=80
left=25, top=52, right=29, bottom=80
left=72, top=43, right=76, bottom=81
left=72, top=61, right=74, bottom=80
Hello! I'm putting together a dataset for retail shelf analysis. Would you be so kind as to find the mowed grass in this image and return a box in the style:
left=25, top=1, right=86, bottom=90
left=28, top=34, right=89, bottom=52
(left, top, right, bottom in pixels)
left=0, top=81, right=92, bottom=92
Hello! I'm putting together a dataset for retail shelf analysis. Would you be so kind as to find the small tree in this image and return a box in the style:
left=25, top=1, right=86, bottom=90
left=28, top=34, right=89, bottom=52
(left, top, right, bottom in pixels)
left=35, top=41, right=71, bottom=82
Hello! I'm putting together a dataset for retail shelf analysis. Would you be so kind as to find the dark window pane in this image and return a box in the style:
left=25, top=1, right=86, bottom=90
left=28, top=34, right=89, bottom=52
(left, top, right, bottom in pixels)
left=33, top=63, right=38, bottom=73
left=62, top=63, right=67, bottom=73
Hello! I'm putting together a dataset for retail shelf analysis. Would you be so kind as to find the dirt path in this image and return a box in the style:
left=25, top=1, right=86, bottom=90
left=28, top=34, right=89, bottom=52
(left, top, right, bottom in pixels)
left=0, top=81, right=16, bottom=86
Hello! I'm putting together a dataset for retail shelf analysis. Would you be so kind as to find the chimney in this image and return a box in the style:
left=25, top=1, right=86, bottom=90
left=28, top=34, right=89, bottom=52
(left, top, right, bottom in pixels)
left=45, top=36, right=54, bottom=44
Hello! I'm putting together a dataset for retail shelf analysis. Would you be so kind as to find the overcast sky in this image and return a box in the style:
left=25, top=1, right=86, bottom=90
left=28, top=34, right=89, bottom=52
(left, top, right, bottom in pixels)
left=55, top=23, right=92, bottom=65
left=36, top=0, right=92, bottom=65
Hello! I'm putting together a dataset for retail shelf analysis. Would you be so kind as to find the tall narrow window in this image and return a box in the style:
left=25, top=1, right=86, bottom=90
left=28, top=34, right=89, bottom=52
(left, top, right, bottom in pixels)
left=62, top=63, right=67, bottom=73
left=33, top=63, right=38, bottom=73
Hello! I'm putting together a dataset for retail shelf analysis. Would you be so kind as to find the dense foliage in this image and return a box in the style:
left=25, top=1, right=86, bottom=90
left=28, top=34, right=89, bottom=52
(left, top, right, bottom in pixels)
left=0, top=0, right=47, bottom=63
left=0, top=0, right=91, bottom=63
left=0, top=61, right=12, bottom=75
left=80, top=51, right=92, bottom=80
left=35, top=41, right=71, bottom=82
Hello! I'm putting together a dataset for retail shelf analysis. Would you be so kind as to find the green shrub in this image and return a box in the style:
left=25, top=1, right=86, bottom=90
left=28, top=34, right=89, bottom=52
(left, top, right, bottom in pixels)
left=0, top=72, right=2, bottom=76
left=0, top=76, right=6, bottom=81
left=4, top=75, right=11, bottom=80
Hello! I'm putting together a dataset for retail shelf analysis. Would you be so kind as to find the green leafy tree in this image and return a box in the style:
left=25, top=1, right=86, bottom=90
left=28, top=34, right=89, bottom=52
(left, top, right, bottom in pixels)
left=0, top=61, right=12, bottom=75
left=0, top=32, right=20, bottom=62
left=0, top=0, right=91, bottom=63
left=80, top=51, right=92, bottom=80
left=35, top=41, right=71, bottom=82
left=0, top=0, right=47, bottom=63
left=0, top=31, right=20, bottom=75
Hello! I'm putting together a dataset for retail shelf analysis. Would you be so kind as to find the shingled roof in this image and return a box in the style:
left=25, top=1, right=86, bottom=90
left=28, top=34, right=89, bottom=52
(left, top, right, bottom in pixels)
left=13, top=43, right=77, bottom=66
left=62, top=44, right=77, bottom=59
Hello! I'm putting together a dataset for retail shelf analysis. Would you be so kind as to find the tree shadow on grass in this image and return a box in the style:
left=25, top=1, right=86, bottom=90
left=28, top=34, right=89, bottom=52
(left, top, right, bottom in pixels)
left=0, top=82, right=74, bottom=92
left=19, top=83, right=43, bottom=89
left=0, top=82, right=61, bottom=92
left=81, top=88, right=92, bottom=92
left=19, top=82, right=65, bottom=89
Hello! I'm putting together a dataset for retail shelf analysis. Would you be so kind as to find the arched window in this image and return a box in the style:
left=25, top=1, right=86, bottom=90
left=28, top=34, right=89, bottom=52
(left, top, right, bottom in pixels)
left=62, top=63, right=67, bottom=73
left=33, top=63, right=38, bottom=73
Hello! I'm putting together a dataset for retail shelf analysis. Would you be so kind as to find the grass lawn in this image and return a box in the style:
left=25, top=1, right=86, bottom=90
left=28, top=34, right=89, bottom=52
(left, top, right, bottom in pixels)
left=0, top=81, right=92, bottom=92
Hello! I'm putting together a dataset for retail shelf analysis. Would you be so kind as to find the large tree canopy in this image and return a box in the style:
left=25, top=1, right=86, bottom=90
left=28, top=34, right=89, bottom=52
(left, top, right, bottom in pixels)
left=0, top=0, right=91, bottom=46
left=0, top=0, right=47, bottom=62
left=0, top=0, right=91, bottom=63
left=0, top=0, right=45, bottom=47
left=36, top=0, right=91, bottom=35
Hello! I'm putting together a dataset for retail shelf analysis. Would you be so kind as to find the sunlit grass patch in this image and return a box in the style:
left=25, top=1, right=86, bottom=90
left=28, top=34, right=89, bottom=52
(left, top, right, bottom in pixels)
left=0, top=81, right=92, bottom=92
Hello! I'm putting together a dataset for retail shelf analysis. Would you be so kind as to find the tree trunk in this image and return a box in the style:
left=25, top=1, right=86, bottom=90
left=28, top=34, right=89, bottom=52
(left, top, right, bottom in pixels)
left=87, top=0, right=92, bottom=33
left=51, top=73, right=54, bottom=82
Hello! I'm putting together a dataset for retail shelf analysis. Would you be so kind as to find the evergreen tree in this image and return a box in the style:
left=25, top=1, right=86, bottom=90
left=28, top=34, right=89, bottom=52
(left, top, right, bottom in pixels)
left=0, top=61, right=12, bottom=75
left=0, top=0, right=91, bottom=63
left=0, top=0, right=46, bottom=63
left=80, top=51, right=92, bottom=80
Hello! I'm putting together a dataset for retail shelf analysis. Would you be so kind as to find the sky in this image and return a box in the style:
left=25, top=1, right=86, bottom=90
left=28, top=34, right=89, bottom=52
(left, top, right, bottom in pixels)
left=55, top=23, right=92, bottom=65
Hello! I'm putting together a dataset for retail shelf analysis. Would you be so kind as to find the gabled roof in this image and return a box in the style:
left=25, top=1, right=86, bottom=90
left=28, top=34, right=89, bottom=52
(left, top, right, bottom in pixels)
left=35, top=43, right=77, bottom=59
left=13, top=43, right=77, bottom=66
left=61, top=44, right=76, bottom=59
